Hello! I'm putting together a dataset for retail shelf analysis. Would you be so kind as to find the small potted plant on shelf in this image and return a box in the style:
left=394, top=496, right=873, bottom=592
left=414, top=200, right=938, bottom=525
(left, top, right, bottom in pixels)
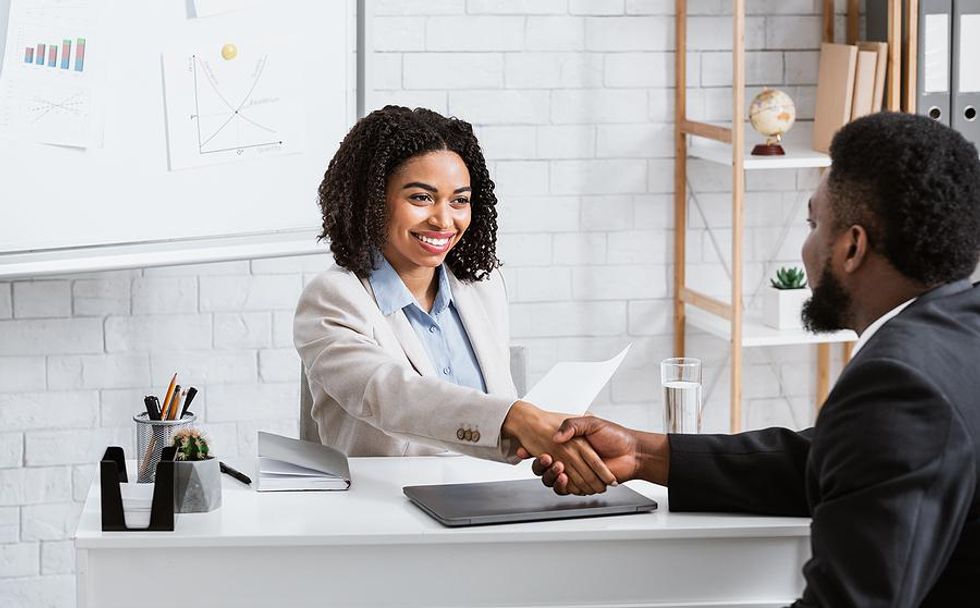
left=171, top=428, right=222, bottom=513
left=763, top=266, right=809, bottom=330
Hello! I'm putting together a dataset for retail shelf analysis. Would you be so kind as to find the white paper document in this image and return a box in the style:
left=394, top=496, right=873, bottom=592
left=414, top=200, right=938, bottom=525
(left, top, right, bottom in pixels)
left=193, top=0, right=262, bottom=19
left=0, top=0, right=107, bottom=148
left=161, top=35, right=305, bottom=170
left=522, top=344, right=631, bottom=416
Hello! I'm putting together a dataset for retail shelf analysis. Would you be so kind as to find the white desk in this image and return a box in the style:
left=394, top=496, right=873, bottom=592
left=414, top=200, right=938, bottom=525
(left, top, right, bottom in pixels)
left=75, top=457, right=810, bottom=608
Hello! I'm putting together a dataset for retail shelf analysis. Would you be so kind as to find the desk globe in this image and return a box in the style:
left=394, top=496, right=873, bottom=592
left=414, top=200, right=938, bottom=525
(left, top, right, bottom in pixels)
left=749, top=88, right=796, bottom=156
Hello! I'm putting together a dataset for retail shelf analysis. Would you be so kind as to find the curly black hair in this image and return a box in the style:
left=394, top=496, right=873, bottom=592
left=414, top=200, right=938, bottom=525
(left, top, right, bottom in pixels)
left=828, top=112, right=980, bottom=285
left=317, top=105, right=500, bottom=282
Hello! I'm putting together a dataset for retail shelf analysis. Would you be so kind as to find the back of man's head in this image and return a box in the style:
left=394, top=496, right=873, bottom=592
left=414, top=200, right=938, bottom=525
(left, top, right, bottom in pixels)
left=829, top=112, right=980, bottom=286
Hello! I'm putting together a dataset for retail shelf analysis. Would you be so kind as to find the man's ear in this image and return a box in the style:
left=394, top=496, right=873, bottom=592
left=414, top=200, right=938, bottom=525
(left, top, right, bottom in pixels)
left=841, top=225, right=870, bottom=274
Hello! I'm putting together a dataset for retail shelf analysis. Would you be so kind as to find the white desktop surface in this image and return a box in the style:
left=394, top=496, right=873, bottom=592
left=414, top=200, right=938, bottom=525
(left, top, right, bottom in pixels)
left=75, top=456, right=811, bottom=608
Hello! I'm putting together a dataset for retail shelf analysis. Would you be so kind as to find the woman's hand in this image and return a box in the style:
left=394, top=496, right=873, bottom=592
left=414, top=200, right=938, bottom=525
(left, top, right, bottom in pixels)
left=501, top=401, right=617, bottom=495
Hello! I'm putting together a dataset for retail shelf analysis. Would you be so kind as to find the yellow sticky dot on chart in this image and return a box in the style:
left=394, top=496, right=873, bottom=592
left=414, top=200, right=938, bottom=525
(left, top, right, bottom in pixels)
left=221, top=43, right=238, bottom=60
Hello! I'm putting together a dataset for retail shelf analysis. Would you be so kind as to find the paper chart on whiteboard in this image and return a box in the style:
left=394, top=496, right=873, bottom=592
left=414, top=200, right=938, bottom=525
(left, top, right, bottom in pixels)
left=0, top=0, right=106, bottom=148
left=161, top=37, right=305, bottom=171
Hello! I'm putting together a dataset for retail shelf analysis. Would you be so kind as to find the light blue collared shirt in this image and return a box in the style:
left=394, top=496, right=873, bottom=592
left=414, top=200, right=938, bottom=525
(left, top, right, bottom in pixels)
left=369, top=258, right=487, bottom=393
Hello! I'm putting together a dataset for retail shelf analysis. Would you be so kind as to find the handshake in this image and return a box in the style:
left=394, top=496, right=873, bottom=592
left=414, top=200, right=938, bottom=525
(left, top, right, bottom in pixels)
left=502, top=401, right=670, bottom=496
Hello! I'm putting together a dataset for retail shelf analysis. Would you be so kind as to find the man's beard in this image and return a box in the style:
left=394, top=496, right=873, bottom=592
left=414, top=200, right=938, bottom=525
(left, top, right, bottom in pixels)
left=801, top=259, right=853, bottom=333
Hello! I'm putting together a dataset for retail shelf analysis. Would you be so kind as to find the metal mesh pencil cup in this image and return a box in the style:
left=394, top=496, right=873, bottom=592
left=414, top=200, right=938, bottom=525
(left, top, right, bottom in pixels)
left=134, top=412, right=196, bottom=483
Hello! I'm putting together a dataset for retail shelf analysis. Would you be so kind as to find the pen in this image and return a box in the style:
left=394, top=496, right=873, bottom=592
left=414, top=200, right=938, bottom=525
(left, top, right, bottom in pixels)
left=143, top=396, right=159, bottom=421
left=181, top=387, right=198, bottom=419
left=219, top=461, right=252, bottom=485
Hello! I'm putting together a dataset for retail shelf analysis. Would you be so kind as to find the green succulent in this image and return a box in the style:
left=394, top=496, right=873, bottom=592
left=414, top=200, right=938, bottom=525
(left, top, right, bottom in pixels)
left=172, top=428, right=211, bottom=461
left=770, top=266, right=806, bottom=290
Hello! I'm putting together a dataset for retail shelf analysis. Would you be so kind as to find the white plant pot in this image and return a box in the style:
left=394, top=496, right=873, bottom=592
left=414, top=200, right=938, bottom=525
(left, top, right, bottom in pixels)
left=763, top=287, right=810, bottom=330
left=173, top=458, right=222, bottom=513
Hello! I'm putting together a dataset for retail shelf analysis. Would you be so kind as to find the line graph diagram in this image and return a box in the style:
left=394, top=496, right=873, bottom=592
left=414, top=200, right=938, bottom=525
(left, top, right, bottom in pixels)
left=192, top=54, right=282, bottom=154
left=0, top=80, right=91, bottom=147
left=163, top=40, right=303, bottom=170
left=26, top=90, right=87, bottom=123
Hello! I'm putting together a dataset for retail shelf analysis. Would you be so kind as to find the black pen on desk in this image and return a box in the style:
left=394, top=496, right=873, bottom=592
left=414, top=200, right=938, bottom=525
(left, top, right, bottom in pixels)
left=220, top=461, right=252, bottom=485
left=180, top=387, right=198, bottom=419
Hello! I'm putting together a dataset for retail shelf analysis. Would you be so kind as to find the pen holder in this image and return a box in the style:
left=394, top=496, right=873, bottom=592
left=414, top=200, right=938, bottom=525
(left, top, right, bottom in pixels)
left=134, top=412, right=196, bottom=483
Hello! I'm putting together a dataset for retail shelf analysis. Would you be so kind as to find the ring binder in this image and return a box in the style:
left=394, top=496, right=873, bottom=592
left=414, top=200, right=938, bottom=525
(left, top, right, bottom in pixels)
left=952, top=0, right=980, bottom=145
left=918, top=0, right=953, bottom=125
left=100, top=446, right=176, bottom=532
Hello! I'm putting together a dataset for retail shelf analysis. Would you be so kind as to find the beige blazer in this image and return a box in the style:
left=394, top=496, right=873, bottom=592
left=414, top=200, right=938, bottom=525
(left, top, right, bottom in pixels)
left=293, top=263, right=519, bottom=461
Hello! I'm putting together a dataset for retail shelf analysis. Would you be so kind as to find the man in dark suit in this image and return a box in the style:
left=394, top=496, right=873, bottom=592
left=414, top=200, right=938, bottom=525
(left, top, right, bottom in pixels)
left=524, top=112, right=980, bottom=606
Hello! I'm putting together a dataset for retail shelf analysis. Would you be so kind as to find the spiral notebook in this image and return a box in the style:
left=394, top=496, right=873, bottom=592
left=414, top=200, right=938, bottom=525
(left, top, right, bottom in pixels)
left=256, top=432, right=351, bottom=492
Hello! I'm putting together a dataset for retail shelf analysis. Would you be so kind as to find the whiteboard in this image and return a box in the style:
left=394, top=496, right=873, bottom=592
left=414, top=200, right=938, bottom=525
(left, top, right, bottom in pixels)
left=0, top=0, right=356, bottom=277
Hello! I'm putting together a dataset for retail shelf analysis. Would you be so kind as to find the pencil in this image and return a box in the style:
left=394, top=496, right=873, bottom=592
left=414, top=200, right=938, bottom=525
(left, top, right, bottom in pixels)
left=160, top=373, right=177, bottom=419
left=162, top=385, right=181, bottom=420
left=169, top=389, right=185, bottom=420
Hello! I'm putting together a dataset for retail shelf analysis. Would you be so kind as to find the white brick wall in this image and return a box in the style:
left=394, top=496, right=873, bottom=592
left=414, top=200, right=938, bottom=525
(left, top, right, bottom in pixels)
left=0, top=1, right=849, bottom=603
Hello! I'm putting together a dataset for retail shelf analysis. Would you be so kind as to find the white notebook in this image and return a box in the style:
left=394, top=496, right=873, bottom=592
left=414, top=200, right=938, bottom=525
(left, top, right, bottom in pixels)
left=256, top=432, right=351, bottom=492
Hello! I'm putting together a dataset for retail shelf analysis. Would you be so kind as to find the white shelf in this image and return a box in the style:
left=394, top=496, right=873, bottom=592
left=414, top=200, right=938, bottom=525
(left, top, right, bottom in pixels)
left=687, top=306, right=857, bottom=348
left=688, top=122, right=830, bottom=170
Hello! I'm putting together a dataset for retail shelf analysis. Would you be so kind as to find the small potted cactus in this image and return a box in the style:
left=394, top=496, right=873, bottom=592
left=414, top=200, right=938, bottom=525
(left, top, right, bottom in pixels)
left=171, top=428, right=222, bottom=513
left=763, top=266, right=810, bottom=330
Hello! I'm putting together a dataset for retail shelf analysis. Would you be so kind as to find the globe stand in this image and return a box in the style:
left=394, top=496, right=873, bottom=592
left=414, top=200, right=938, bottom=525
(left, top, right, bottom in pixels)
left=751, top=143, right=785, bottom=156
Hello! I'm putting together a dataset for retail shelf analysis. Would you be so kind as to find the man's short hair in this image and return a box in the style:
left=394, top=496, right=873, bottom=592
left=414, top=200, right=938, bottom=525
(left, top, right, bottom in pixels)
left=828, top=112, right=980, bottom=285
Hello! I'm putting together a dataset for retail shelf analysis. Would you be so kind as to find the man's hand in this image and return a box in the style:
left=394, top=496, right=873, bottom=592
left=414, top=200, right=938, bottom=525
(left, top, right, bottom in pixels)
left=502, top=401, right=616, bottom=495
left=518, top=416, right=670, bottom=495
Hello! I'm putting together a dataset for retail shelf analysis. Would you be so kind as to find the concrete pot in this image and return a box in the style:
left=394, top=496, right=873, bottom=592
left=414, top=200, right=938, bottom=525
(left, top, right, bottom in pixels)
left=173, top=457, right=222, bottom=513
left=763, top=287, right=810, bottom=330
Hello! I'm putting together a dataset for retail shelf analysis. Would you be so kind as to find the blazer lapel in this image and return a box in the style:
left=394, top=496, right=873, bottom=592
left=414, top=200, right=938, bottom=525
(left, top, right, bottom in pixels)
left=360, top=276, right=436, bottom=377
left=448, top=271, right=513, bottom=397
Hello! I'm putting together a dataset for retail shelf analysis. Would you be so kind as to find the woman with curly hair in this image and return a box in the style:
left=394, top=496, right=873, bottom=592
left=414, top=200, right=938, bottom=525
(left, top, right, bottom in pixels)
left=294, top=106, right=613, bottom=494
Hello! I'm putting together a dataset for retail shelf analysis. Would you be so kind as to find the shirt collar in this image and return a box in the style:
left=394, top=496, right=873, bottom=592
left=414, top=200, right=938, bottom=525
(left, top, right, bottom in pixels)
left=368, top=256, right=453, bottom=316
left=851, top=297, right=917, bottom=356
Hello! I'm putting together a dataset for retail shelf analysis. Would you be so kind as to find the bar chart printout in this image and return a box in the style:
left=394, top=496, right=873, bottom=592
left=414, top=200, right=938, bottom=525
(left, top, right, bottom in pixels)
left=21, top=37, right=85, bottom=71
left=0, top=0, right=106, bottom=148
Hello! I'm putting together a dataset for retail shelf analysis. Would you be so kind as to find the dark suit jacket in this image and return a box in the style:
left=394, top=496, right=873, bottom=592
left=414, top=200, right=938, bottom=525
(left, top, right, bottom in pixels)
left=668, top=280, right=980, bottom=607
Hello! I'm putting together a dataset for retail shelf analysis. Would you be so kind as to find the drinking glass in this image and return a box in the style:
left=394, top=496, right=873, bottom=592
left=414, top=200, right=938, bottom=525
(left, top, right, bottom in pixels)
left=661, top=357, right=703, bottom=434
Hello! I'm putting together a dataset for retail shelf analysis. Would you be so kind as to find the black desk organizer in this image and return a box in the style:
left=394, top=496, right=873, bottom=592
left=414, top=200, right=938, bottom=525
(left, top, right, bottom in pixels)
left=100, top=445, right=176, bottom=532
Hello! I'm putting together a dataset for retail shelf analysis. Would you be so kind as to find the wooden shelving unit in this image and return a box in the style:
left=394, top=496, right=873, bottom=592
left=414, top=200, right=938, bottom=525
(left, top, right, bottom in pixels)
left=673, top=0, right=904, bottom=432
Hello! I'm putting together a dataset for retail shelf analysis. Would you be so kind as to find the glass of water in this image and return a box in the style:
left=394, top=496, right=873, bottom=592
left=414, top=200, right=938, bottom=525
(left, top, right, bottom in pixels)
left=661, top=357, right=703, bottom=434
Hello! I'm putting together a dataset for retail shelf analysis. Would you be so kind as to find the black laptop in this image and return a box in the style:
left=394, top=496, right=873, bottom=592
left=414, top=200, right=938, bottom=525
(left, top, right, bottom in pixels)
left=403, top=478, right=658, bottom=527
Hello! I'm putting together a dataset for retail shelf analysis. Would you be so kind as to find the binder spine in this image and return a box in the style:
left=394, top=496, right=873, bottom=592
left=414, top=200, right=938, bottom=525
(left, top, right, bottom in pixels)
left=918, top=0, right=953, bottom=126
left=952, top=0, right=980, bottom=145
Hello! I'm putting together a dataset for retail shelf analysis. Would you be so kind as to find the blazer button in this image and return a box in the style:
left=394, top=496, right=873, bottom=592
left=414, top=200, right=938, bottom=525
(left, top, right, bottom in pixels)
left=457, top=428, right=465, bottom=440
left=471, top=431, right=480, bottom=443
left=463, top=430, right=473, bottom=441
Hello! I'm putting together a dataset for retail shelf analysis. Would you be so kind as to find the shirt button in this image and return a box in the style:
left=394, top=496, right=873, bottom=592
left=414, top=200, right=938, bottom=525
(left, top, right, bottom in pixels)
left=442, top=367, right=451, bottom=375
left=429, top=326, right=437, bottom=333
